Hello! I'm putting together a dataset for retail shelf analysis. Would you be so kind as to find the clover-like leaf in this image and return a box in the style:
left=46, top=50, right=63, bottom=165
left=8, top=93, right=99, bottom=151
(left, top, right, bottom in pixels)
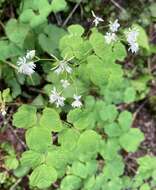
left=99, top=104, right=118, bottom=122
left=20, top=150, right=43, bottom=168
left=67, top=25, right=85, bottom=36
left=124, top=87, right=136, bottom=103
left=13, top=105, right=37, bottom=129
left=38, top=24, right=66, bottom=54
left=118, top=111, right=133, bottom=132
left=29, top=164, right=57, bottom=189
left=5, top=156, right=19, bottom=170
left=26, top=127, right=52, bottom=152
left=119, top=128, right=144, bottom=152
left=51, top=0, right=67, bottom=13
left=103, top=156, right=124, bottom=179
left=40, top=107, right=63, bottom=132
left=58, top=128, right=80, bottom=151
left=60, top=175, right=82, bottom=190
left=104, top=123, right=122, bottom=137
left=5, top=19, right=29, bottom=48
left=77, top=130, right=101, bottom=155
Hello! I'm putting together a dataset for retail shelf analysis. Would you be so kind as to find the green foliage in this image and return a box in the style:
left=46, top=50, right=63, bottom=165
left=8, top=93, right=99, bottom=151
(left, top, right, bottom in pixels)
left=29, top=164, right=57, bottom=189
left=13, top=105, right=37, bottom=129
left=19, top=0, right=67, bottom=28
left=39, top=107, right=63, bottom=132
left=5, top=19, right=30, bottom=48
left=38, top=24, right=67, bottom=54
left=0, top=1, right=153, bottom=188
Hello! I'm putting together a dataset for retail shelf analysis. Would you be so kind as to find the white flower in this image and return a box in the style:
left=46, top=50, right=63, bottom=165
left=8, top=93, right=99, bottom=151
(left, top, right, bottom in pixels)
left=1, top=107, right=6, bottom=116
left=72, top=94, right=82, bottom=108
left=109, top=19, right=120, bottom=32
left=61, top=79, right=70, bottom=88
left=126, top=28, right=139, bottom=53
left=126, top=28, right=139, bottom=44
left=26, top=50, right=36, bottom=60
left=17, top=57, right=36, bottom=76
left=1, top=110, right=6, bottom=116
left=49, top=87, right=65, bottom=107
left=128, top=42, right=139, bottom=53
left=17, top=50, right=36, bottom=75
left=54, top=60, right=72, bottom=75
left=92, top=11, right=104, bottom=27
left=104, top=32, right=116, bottom=44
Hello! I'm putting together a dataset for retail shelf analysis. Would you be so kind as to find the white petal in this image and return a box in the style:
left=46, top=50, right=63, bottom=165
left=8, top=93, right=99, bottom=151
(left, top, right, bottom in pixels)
left=26, top=50, right=36, bottom=60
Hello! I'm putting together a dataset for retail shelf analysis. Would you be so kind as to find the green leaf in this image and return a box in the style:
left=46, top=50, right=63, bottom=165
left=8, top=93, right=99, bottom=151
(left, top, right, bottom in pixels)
left=39, top=107, right=63, bottom=132
left=112, top=42, right=127, bottom=61
left=103, top=156, right=124, bottom=179
left=46, top=148, right=68, bottom=173
left=77, top=130, right=100, bottom=155
left=89, top=31, right=113, bottom=63
left=2, top=88, right=12, bottom=102
left=140, top=183, right=150, bottom=190
left=14, top=165, right=30, bottom=178
left=20, top=150, right=43, bottom=168
left=58, top=128, right=80, bottom=151
left=67, top=108, right=96, bottom=130
left=100, top=139, right=120, bottom=161
left=118, top=111, right=133, bottom=132
left=0, top=40, right=22, bottom=61
left=31, top=95, right=45, bottom=108
left=67, top=25, right=85, bottom=36
left=87, top=55, right=108, bottom=86
left=137, top=155, right=156, bottom=174
left=70, top=161, right=88, bottom=179
left=149, top=3, right=156, bottom=17
left=99, top=104, right=118, bottom=122
left=60, top=175, right=82, bottom=190
left=5, top=19, right=30, bottom=48
left=69, top=161, right=97, bottom=180
left=5, top=156, right=19, bottom=170
left=124, top=87, right=136, bottom=103
left=38, top=24, right=66, bottom=54
left=26, top=127, right=52, bottom=152
left=119, top=128, right=144, bottom=152
left=29, top=164, right=57, bottom=189
left=51, top=0, right=67, bottom=12
left=13, top=105, right=37, bottom=129
left=104, top=123, right=122, bottom=137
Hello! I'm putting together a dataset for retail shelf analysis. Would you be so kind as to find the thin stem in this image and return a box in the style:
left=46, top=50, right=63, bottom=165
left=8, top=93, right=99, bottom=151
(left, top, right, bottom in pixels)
left=34, top=56, right=53, bottom=63
left=0, top=20, right=5, bottom=31
left=29, top=75, right=35, bottom=85
left=34, top=58, right=53, bottom=63
left=50, top=53, right=59, bottom=61
left=3, top=60, right=18, bottom=70
left=70, top=75, right=78, bottom=94
left=62, top=0, right=82, bottom=27
left=110, top=0, right=126, bottom=12
left=9, top=178, right=22, bottom=190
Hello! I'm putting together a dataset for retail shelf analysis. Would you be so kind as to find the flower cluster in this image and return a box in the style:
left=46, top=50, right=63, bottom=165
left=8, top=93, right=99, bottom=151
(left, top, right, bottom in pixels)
left=92, top=12, right=139, bottom=53
left=50, top=57, right=82, bottom=108
left=105, top=19, right=120, bottom=44
left=126, top=28, right=139, bottom=53
left=49, top=87, right=82, bottom=108
left=17, top=50, right=36, bottom=76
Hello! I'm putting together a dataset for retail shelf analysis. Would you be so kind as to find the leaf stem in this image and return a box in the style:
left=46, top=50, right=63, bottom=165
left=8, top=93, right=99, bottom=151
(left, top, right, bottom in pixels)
left=3, top=60, right=18, bottom=70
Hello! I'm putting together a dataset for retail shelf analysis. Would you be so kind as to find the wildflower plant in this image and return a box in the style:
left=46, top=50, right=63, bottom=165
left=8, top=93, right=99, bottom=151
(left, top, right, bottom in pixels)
left=0, top=7, right=153, bottom=190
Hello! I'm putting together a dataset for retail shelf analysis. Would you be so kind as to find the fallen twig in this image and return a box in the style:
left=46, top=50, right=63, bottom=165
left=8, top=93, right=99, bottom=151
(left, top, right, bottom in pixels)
left=63, top=0, right=83, bottom=27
